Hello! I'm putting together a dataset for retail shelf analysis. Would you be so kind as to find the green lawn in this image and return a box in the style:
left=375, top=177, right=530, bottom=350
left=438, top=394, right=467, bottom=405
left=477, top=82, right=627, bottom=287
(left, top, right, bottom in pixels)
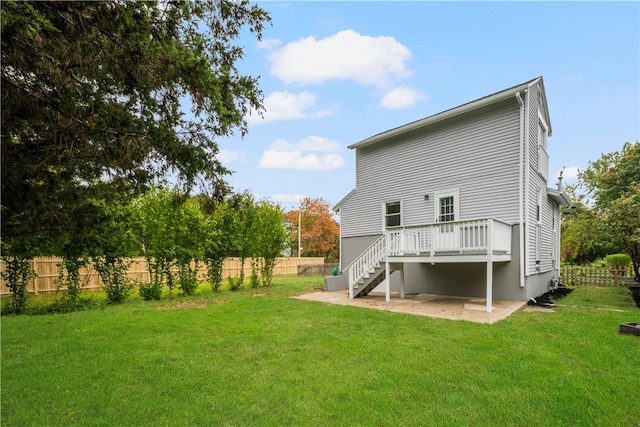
left=2, top=277, right=639, bottom=426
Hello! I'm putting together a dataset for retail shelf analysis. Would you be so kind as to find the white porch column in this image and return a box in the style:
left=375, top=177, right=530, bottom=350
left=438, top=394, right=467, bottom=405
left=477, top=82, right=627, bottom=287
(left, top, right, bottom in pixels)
left=385, top=260, right=390, bottom=302
left=486, top=260, right=493, bottom=313
left=400, top=264, right=405, bottom=299
left=486, top=219, right=494, bottom=313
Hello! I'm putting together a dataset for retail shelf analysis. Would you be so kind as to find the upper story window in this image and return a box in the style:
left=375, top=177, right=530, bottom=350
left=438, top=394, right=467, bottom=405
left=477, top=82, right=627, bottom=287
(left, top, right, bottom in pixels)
left=434, top=189, right=460, bottom=223
left=384, top=201, right=401, bottom=227
left=537, top=112, right=549, bottom=181
left=439, top=196, right=455, bottom=222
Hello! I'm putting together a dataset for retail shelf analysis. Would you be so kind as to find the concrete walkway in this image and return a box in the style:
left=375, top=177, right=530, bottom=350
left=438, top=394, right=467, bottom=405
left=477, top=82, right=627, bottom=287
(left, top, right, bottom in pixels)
left=294, top=290, right=527, bottom=324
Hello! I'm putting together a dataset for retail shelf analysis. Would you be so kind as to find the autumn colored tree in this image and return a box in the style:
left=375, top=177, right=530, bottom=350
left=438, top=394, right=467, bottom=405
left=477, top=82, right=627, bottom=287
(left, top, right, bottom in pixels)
left=286, top=198, right=339, bottom=262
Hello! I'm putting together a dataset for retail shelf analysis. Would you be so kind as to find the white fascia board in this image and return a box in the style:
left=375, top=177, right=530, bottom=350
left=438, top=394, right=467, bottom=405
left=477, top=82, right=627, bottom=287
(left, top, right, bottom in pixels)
left=333, top=188, right=356, bottom=213
left=547, top=188, right=572, bottom=207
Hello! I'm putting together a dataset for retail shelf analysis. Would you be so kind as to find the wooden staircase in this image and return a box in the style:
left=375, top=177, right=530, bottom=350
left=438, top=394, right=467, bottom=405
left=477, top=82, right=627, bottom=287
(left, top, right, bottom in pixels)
left=351, top=263, right=386, bottom=298
left=346, top=235, right=390, bottom=299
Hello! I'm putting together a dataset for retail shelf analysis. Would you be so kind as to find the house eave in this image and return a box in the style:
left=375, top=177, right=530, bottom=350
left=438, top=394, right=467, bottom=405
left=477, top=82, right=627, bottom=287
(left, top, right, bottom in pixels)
left=547, top=188, right=572, bottom=207
left=334, top=189, right=356, bottom=213
left=348, top=77, right=543, bottom=150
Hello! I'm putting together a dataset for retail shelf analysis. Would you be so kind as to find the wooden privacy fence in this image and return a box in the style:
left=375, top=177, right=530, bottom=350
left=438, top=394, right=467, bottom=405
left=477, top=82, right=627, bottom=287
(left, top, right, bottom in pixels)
left=298, top=263, right=339, bottom=276
left=0, top=256, right=324, bottom=296
left=559, top=265, right=635, bottom=286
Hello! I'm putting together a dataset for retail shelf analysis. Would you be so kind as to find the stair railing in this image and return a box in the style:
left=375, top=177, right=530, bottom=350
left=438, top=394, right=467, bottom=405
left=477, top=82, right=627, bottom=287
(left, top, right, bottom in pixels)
left=345, top=235, right=387, bottom=298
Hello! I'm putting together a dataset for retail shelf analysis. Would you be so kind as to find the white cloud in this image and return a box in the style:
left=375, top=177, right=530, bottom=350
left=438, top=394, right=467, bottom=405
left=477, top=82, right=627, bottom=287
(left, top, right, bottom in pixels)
left=258, top=136, right=344, bottom=171
left=268, top=29, right=412, bottom=88
left=258, top=38, right=282, bottom=50
left=560, top=166, right=581, bottom=181
left=380, top=86, right=427, bottom=109
left=273, top=135, right=341, bottom=152
left=217, top=150, right=246, bottom=164
left=247, top=91, right=334, bottom=125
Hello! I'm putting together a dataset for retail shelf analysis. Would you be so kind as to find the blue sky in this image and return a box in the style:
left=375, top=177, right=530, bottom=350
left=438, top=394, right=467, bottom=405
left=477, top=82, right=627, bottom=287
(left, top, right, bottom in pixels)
left=216, top=1, right=639, bottom=211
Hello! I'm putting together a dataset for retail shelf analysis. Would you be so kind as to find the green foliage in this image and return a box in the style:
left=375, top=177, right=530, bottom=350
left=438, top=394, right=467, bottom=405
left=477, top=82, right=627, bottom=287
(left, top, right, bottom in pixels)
left=254, top=201, right=288, bottom=287
left=139, top=281, right=163, bottom=301
left=605, top=253, right=632, bottom=268
left=229, top=192, right=258, bottom=287
left=561, top=185, right=618, bottom=264
left=1, top=0, right=271, bottom=269
left=579, top=141, right=640, bottom=281
left=227, top=276, right=242, bottom=292
left=201, top=200, right=237, bottom=292
left=90, top=199, right=138, bottom=304
left=55, top=257, right=88, bottom=309
left=93, top=256, right=134, bottom=304
left=0, top=256, right=35, bottom=314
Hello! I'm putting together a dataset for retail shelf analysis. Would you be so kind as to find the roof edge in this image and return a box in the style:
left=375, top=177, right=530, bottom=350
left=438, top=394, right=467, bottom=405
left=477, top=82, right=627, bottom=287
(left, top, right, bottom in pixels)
left=547, top=187, right=572, bottom=207
left=333, top=188, right=356, bottom=212
left=349, top=77, right=542, bottom=150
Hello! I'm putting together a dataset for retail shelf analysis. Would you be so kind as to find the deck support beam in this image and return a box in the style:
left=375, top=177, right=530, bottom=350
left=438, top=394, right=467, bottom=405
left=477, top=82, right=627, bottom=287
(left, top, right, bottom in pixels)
left=486, top=219, right=494, bottom=313
left=385, top=260, right=390, bottom=302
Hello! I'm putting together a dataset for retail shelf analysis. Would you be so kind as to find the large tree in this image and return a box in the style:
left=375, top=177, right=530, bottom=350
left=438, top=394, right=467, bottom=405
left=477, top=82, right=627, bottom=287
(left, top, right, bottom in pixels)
left=579, top=142, right=640, bottom=281
left=286, top=198, right=340, bottom=261
left=560, top=184, right=619, bottom=264
left=1, top=0, right=271, bottom=255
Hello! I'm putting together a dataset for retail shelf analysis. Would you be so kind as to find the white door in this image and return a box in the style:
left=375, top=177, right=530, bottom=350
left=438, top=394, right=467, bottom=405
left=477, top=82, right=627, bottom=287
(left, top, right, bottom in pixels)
left=434, top=190, right=459, bottom=252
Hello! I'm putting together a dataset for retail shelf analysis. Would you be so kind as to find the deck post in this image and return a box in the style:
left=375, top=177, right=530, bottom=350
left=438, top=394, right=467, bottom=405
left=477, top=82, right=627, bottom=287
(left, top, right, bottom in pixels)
left=400, top=264, right=405, bottom=299
left=486, top=219, right=494, bottom=313
left=385, top=260, right=391, bottom=302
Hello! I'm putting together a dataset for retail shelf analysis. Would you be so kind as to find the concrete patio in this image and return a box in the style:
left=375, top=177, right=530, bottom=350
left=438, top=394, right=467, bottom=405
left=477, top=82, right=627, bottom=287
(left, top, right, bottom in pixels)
left=294, top=290, right=527, bottom=324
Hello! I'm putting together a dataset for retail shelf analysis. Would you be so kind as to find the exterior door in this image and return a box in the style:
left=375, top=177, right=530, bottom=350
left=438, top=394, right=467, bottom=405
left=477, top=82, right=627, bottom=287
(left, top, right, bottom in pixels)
left=434, top=190, right=459, bottom=252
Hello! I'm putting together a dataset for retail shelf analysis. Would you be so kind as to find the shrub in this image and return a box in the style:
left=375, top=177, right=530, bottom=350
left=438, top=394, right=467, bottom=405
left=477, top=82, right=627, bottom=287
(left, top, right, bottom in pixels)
left=177, top=262, right=199, bottom=296
left=228, top=276, right=242, bottom=292
left=93, top=256, right=134, bottom=304
left=1, top=257, right=35, bottom=314
left=139, top=281, right=163, bottom=301
left=605, top=253, right=631, bottom=268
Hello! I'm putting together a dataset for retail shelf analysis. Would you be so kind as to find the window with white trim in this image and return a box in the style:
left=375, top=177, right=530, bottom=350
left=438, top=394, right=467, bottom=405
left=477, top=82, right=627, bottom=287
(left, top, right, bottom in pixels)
left=384, top=201, right=401, bottom=228
left=537, top=112, right=549, bottom=181
left=434, top=190, right=459, bottom=223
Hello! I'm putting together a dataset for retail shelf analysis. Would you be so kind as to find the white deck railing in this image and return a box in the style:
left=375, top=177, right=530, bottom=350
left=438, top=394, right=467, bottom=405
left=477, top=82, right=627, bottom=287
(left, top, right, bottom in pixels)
left=345, top=218, right=512, bottom=299
left=345, top=235, right=387, bottom=299
left=386, top=218, right=512, bottom=256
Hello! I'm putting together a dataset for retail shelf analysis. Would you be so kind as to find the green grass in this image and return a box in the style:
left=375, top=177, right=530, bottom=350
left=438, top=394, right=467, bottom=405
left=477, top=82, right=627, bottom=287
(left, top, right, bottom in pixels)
left=2, top=277, right=639, bottom=426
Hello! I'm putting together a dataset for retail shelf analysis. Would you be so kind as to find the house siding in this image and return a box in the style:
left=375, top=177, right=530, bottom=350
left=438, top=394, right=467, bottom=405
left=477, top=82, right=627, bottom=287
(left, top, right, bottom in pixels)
left=525, top=81, right=557, bottom=277
left=341, top=99, right=522, bottom=238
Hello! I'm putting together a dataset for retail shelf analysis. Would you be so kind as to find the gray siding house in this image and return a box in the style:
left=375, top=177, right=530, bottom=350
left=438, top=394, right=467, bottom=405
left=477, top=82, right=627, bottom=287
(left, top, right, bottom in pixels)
left=332, top=77, right=571, bottom=313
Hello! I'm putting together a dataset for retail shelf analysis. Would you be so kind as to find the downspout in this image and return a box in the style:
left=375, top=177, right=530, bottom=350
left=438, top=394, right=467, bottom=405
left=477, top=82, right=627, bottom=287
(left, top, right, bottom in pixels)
left=524, top=87, right=531, bottom=279
left=516, top=91, right=525, bottom=289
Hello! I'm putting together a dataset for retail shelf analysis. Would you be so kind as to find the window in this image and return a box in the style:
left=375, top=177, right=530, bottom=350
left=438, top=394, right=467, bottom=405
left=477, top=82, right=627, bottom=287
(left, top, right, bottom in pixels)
left=538, top=123, right=548, bottom=151
left=439, top=196, right=455, bottom=222
left=538, top=112, right=549, bottom=181
left=536, top=189, right=543, bottom=224
left=434, top=190, right=459, bottom=223
left=385, top=201, right=401, bottom=227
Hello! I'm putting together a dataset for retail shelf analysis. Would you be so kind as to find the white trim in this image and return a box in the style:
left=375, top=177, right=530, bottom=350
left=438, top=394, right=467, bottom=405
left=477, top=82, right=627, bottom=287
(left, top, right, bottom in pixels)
left=524, top=88, right=531, bottom=276
left=516, top=91, right=526, bottom=288
left=433, top=189, right=460, bottom=223
left=382, top=199, right=403, bottom=231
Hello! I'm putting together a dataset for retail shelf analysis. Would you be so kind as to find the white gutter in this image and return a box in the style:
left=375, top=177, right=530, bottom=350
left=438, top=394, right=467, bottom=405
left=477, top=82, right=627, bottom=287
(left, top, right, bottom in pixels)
left=524, top=87, right=531, bottom=277
left=516, top=91, right=525, bottom=289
